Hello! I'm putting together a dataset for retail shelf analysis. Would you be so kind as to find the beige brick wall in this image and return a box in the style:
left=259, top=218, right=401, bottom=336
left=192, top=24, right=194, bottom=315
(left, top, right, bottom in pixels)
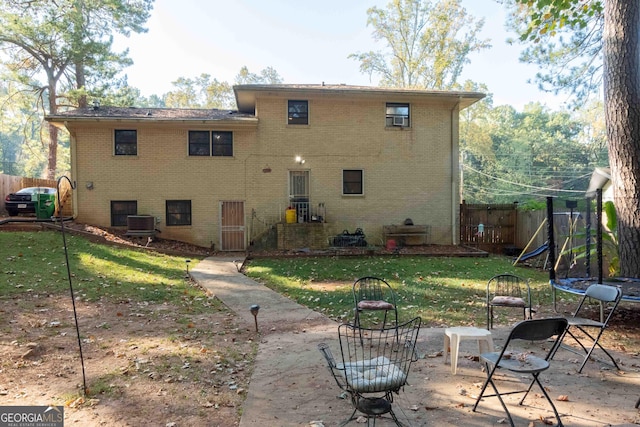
left=67, top=90, right=461, bottom=249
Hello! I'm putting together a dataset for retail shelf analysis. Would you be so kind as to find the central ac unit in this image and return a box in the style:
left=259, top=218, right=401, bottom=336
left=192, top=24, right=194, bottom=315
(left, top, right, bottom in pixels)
left=393, top=116, right=407, bottom=126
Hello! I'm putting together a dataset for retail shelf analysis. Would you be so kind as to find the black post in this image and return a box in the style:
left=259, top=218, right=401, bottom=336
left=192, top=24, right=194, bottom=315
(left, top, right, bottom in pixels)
left=597, top=189, right=603, bottom=283
left=547, top=197, right=558, bottom=311
left=585, top=198, right=592, bottom=278
left=547, top=197, right=556, bottom=281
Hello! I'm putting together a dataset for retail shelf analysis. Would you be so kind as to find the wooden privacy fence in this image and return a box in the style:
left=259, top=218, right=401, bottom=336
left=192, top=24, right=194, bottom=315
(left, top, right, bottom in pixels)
left=460, top=202, right=518, bottom=254
left=460, top=203, right=564, bottom=255
left=0, top=173, right=73, bottom=217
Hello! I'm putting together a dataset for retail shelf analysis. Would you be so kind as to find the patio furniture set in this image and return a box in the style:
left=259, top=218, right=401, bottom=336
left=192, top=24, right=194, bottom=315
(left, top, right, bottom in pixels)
left=318, top=273, right=625, bottom=426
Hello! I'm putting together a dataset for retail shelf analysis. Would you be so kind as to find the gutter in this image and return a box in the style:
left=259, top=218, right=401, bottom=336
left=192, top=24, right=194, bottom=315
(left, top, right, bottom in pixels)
left=63, top=121, right=79, bottom=221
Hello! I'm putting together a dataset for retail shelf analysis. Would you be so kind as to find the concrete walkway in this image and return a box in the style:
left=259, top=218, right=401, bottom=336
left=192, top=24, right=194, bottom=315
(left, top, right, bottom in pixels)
left=191, top=256, right=640, bottom=427
left=190, top=256, right=340, bottom=426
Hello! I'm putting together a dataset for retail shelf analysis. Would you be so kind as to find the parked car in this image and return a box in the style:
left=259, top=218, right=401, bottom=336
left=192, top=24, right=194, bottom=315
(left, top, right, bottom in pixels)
left=4, top=187, right=57, bottom=216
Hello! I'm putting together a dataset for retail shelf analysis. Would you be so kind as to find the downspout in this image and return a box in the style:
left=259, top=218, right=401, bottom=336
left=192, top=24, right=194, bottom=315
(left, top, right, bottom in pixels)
left=450, top=97, right=462, bottom=245
left=64, top=121, right=79, bottom=220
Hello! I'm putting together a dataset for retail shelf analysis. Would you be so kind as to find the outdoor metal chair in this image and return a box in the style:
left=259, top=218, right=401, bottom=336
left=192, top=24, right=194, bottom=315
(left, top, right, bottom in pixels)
left=551, top=283, right=622, bottom=373
left=353, top=276, right=398, bottom=330
left=472, top=317, right=569, bottom=427
left=318, top=316, right=421, bottom=427
left=486, top=274, right=532, bottom=329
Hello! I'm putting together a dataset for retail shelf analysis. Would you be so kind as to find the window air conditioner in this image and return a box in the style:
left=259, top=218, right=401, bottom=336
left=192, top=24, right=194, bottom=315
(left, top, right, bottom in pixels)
left=393, top=116, right=407, bottom=126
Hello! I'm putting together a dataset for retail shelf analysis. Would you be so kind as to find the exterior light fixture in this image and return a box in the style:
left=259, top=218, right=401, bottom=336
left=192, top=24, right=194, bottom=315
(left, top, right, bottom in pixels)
left=295, top=156, right=306, bottom=165
left=250, top=304, right=260, bottom=333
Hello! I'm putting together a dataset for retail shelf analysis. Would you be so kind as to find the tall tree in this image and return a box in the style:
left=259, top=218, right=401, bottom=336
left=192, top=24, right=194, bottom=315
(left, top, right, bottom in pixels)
left=0, top=0, right=153, bottom=179
left=164, top=67, right=283, bottom=109
left=504, top=0, right=603, bottom=106
left=235, top=66, right=283, bottom=85
left=349, top=0, right=490, bottom=89
left=462, top=103, right=596, bottom=204
left=511, top=0, right=640, bottom=277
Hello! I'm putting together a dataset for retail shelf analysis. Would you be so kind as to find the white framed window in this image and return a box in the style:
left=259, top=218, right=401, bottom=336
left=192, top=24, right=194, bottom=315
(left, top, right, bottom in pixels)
left=343, top=169, right=363, bottom=195
left=386, top=103, right=410, bottom=127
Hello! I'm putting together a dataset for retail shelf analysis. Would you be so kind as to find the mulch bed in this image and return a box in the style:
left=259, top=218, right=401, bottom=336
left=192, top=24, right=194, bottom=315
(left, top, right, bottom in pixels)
left=1, top=218, right=489, bottom=259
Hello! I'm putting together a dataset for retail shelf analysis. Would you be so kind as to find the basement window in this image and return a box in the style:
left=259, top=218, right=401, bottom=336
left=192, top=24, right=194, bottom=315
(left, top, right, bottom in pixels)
left=111, top=200, right=137, bottom=226
left=166, top=200, right=191, bottom=226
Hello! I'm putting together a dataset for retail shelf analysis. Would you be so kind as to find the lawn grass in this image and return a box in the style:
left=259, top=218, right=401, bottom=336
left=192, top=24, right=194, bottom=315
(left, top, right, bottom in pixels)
left=0, top=229, right=210, bottom=313
left=244, top=254, right=572, bottom=327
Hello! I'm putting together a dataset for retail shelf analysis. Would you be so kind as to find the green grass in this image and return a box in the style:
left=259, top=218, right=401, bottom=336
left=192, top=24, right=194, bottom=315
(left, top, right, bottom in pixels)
left=245, top=255, right=566, bottom=327
left=0, top=229, right=210, bottom=313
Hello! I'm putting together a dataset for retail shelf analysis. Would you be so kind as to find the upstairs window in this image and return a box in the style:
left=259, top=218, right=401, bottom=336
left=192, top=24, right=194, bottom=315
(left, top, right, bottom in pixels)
left=189, top=131, right=233, bottom=157
left=166, top=200, right=191, bottom=226
left=386, top=103, right=410, bottom=127
left=343, top=169, right=364, bottom=195
left=110, top=200, right=137, bottom=226
left=212, top=131, right=233, bottom=156
left=288, top=100, right=308, bottom=125
left=115, top=130, right=137, bottom=155
left=188, top=131, right=210, bottom=156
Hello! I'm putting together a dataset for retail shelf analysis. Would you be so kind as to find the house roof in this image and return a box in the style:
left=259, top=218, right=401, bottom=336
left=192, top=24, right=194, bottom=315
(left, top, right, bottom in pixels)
left=233, top=83, right=486, bottom=114
left=45, top=84, right=486, bottom=125
left=46, top=106, right=257, bottom=127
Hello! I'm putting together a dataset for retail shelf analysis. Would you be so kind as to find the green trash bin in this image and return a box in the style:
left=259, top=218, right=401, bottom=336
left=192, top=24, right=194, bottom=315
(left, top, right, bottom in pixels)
left=36, top=192, right=56, bottom=219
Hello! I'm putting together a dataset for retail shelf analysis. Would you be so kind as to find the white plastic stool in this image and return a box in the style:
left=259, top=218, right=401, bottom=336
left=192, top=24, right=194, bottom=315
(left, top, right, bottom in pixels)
left=444, top=326, right=494, bottom=375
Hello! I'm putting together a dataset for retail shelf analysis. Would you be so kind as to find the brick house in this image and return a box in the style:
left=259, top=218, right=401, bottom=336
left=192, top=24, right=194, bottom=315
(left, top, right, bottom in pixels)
left=46, top=84, right=483, bottom=251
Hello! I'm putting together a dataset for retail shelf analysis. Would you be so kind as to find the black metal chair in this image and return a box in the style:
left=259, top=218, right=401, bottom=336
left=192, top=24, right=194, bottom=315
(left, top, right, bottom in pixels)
left=318, top=317, right=421, bottom=426
left=472, top=318, right=569, bottom=427
left=353, top=276, right=398, bottom=330
left=486, top=274, right=532, bottom=329
left=551, top=283, right=622, bottom=373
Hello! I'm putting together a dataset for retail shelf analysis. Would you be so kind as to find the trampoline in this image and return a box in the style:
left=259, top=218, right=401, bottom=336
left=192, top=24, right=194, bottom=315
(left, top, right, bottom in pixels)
left=545, top=191, right=640, bottom=308
left=551, top=277, right=640, bottom=302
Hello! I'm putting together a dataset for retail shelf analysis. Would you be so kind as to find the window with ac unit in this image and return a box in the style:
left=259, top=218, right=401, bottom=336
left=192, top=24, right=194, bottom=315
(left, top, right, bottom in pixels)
left=114, top=129, right=138, bottom=155
left=386, top=103, right=410, bottom=127
left=343, top=169, right=364, bottom=195
left=110, top=200, right=137, bottom=226
left=188, top=131, right=233, bottom=156
left=166, top=200, right=192, bottom=226
left=288, top=100, right=308, bottom=125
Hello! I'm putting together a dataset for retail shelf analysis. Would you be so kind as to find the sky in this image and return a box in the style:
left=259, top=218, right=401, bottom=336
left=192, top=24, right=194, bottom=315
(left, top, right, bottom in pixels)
left=112, top=0, right=570, bottom=110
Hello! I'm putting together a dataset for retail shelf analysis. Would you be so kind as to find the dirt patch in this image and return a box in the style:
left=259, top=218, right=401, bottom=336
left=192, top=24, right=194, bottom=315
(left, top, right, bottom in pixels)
left=0, top=279, right=255, bottom=426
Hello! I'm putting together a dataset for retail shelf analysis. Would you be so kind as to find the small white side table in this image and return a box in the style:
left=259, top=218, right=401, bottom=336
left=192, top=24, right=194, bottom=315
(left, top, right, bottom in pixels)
left=444, top=326, right=494, bottom=375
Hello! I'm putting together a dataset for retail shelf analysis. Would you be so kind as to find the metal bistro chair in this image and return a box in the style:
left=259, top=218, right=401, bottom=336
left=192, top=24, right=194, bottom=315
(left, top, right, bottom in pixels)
left=318, top=317, right=421, bottom=427
left=487, top=274, right=532, bottom=329
left=551, top=283, right=623, bottom=373
left=472, top=318, right=569, bottom=427
left=353, top=277, right=398, bottom=330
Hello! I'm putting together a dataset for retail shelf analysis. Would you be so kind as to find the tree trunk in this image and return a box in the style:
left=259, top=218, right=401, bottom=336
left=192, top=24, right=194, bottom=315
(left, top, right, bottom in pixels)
left=603, top=0, right=640, bottom=278
left=46, top=73, right=59, bottom=180
left=46, top=123, right=58, bottom=180
left=76, top=62, right=87, bottom=108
